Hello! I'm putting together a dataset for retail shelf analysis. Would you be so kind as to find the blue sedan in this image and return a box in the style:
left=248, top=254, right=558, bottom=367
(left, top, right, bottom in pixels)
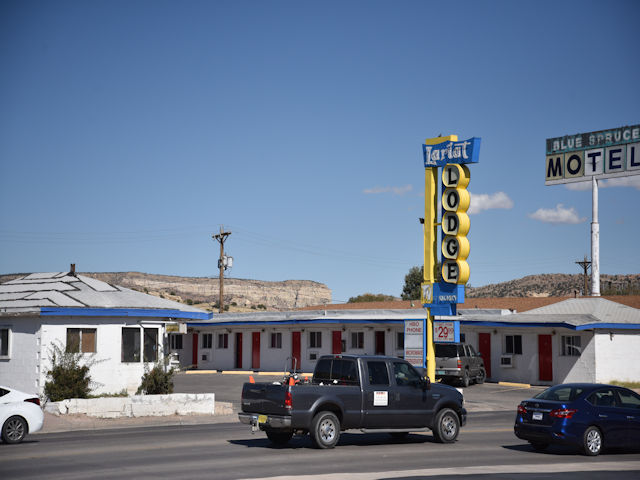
left=514, top=383, right=640, bottom=455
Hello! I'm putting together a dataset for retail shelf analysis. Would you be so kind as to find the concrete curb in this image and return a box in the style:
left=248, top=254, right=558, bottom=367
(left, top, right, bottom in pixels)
left=44, top=393, right=220, bottom=418
left=498, top=381, right=531, bottom=388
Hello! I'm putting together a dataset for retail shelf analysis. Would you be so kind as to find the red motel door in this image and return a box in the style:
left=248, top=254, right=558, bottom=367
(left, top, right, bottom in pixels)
left=291, top=332, right=301, bottom=371
left=235, top=332, right=243, bottom=369
left=375, top=331, right=385, bottom=355
left=332, top=331, right=342, bottom=354
left=478, top=333, right=491, bottom=378
left=538, top=334, right=553, bottom=381
left=252, top=332, right=261, bottom=370
left=192, top=333, right=198, bottom=368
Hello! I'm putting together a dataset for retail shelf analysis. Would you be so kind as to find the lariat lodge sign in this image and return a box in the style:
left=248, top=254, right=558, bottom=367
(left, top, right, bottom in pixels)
left=421, top=136, right=480, bottom=315
left=545, top=125, right=640, bottom=185
left=406, top=135, right=480, bottom=371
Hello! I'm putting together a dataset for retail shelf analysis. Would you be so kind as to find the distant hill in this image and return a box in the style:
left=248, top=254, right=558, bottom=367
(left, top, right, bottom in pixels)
left=467, top=273, right=640, bottom=298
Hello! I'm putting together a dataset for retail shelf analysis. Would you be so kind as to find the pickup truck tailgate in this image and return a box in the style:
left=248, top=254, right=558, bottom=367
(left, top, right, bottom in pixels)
left=242, top=382, right=289, bottom=416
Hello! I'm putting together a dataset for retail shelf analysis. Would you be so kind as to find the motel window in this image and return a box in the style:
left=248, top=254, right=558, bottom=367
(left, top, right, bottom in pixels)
left=270, top=332, right=282, bottom=349
left=562, top=336, right=582, bottom=357
left=0, top=327, right=10, bottom=358
left=351, top=332, right=364, bottom=349
left=170, top=334, right=183, bottom=350
left=505, top=335, right=522, bottom=355
left=217, top=333, right=229, bottom=349
left=66, top=328, right=96, bottom=354
left=202, top=333, right=213, bottom=349
left=309, top=331, right=322, bottom=349
left=143, top=328, right=158, bottom=362
left=396, top=332, right=404, bottom=350
left=122, top=328, right=141, bottom=362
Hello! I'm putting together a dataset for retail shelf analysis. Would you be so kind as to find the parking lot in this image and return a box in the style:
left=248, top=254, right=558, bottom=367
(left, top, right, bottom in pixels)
left=173, top=371, right=547, bottom=413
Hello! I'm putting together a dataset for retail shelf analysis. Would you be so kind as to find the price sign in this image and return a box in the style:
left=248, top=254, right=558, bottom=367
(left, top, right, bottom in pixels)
left=434, top=320, right=460, bottom=343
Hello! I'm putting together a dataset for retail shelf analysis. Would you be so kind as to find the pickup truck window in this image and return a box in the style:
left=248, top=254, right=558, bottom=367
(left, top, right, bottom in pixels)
left=367, top=361, right=389, bottom=385
left=313, top=358, right=360, bottom=386
left=393, top=362, right=422, bottom=387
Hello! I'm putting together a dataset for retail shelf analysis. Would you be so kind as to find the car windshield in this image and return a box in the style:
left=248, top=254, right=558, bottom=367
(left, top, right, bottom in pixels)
left=534, top=385, right=585, bottom=402
left=435, top=344, right=458, bottom=357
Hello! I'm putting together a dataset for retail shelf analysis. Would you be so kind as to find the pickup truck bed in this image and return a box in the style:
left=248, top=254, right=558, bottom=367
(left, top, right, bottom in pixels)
left=239, top=355, right=466, bottom=448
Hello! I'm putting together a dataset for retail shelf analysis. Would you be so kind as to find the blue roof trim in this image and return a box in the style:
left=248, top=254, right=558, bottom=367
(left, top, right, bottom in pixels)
left=460, top=320, right=640, bottom=331
left=188, top=318, right=407, bottom=327
left=186, top=318, right=640, bottom=330
left=575, top=323, right=640, bottom=331
left=41, top=307, right=212, bottom=321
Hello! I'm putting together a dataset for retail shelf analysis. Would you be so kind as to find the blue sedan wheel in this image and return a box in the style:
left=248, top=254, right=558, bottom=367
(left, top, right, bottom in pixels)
left=583, top=426, right=602, bottom=456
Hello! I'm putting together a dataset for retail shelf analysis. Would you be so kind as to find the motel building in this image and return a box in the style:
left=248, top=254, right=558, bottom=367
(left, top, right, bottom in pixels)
left=2, top=271, right=639, bottom=394
left=177, top=297, right=640, bottom=385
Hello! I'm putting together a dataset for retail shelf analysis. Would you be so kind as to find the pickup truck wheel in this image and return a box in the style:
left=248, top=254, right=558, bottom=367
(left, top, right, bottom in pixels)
left=265, top=429, right=293, bottom=446
left=432, top=408, right=460, bottom=443
left=310, top=411, right=340, bottom=449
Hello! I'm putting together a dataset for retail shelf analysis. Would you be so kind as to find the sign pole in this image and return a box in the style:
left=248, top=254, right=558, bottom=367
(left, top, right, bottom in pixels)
left=591, top=176, right=600, bottom=296
left=424, top=165, right=438, bottom=382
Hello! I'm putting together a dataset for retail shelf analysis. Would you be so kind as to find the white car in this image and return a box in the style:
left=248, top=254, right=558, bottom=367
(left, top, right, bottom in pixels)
left=0, top=386, right=44, bottom=444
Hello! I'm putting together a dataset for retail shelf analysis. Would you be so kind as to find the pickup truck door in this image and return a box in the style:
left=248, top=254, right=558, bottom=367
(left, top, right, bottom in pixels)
left=388, top=361, right=433, bottom=428
left=361, top=360, right=394, bottom=428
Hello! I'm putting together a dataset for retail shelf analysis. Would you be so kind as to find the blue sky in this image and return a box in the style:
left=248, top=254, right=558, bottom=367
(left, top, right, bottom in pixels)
left=1, top=0, right=639, bottom=303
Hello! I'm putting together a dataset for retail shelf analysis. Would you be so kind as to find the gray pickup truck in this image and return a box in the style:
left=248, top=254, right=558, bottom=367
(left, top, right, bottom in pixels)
left=435, top=342, right=486, bottom=387
left=239, top=354, right=467, bottom=448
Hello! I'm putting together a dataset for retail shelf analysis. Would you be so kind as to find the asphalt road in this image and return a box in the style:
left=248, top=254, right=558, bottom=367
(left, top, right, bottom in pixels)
left=2, top=412, right=639, bottom=479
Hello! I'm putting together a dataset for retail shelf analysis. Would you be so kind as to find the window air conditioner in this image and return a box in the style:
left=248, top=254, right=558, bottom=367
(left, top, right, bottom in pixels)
left=500, top=355, right=513, bottom=368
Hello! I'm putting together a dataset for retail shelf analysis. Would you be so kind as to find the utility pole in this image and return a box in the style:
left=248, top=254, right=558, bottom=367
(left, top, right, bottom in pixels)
left=575, top=255, right=591, bottom=296
left=212, top=227, right=232, bottom=313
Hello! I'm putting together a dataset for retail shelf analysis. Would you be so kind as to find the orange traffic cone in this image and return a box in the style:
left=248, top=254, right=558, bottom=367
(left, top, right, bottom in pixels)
left=249, top=375, right=255, bottom=383
left=288, top=376, right=295, bottom=386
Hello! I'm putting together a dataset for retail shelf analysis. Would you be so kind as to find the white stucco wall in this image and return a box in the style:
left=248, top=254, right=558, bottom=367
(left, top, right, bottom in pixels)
left=594, top=330, right=640, bottom=383
left=462, top=326, right=596, bottom=385
left=555, top=332, right=595, bottom=383
left=0, top=317, right=41, bottom=394
left=182, top=324, right=405, bottom=373
left=39, top=317, right=168, bottom=396
left=176, top=322, right=640, bottom=385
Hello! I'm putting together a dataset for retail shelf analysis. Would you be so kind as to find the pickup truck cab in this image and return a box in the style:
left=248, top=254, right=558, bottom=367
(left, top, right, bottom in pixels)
left=239, top=354, right=467, bottom=448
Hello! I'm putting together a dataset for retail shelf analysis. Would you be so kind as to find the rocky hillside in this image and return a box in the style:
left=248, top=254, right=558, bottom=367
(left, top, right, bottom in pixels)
left=0, top=272, right=332, bottom=312
left=467, top=273, right=640, bottom=298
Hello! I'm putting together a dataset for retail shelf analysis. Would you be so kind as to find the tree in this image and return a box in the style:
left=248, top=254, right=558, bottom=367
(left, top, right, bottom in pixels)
left=401, top=266, right=423, bottom=300
left=347, top=293, right=397, bottom=303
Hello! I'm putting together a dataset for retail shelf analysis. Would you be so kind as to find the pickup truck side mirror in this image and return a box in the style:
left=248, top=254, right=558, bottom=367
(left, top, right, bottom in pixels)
left=422, top=376, right=431, bottom=391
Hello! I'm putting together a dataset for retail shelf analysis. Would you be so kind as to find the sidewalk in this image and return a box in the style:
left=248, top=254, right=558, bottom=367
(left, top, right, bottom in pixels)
left=37, top=402, right=238, bottom=434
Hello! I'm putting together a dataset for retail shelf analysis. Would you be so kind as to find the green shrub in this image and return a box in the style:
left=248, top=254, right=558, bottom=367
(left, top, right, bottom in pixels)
left=137, top=363, right=175, bottom=395
left=44, top=342, right=94, bottom=402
